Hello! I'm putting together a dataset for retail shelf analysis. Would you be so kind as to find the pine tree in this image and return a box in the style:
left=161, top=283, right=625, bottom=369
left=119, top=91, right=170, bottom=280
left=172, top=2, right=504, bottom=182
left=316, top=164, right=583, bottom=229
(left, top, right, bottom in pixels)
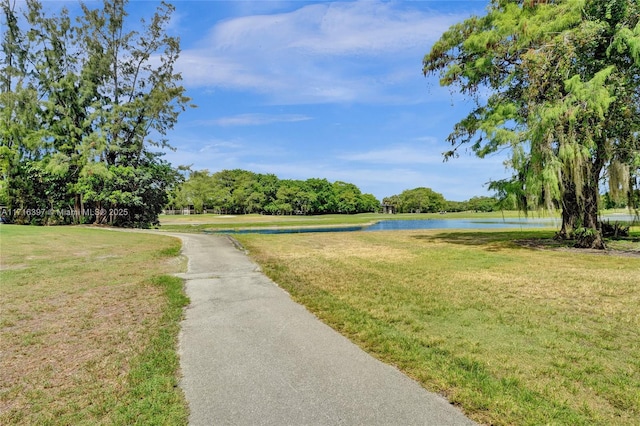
left=0, top=0, right=191, bottom=227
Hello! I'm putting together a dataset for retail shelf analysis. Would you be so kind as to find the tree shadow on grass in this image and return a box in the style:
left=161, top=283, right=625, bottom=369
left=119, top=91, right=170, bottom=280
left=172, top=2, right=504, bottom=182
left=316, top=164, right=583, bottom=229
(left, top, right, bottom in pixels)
left=413, top=230, right=640, bottom=257
left=411, top=230, right=560, bottom=252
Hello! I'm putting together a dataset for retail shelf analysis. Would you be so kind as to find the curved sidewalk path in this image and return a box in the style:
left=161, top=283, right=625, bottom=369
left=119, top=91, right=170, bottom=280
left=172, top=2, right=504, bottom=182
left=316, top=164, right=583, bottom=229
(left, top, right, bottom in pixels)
left=170, top=232, right=476, bottom=426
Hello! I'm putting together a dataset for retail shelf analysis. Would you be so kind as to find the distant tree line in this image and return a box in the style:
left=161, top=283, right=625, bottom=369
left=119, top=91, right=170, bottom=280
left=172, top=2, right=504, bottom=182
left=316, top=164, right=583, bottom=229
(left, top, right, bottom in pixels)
left=167, top=169, right=381, bottom=215
left=168, top=169, right=509, bottom=216
left=380, top=186, right=633, bottom=215
left=383, top=187, right=445, bottom=213
left=382, top=187, right=502, bottom=213
left=445, top=196, right=504, bottom=213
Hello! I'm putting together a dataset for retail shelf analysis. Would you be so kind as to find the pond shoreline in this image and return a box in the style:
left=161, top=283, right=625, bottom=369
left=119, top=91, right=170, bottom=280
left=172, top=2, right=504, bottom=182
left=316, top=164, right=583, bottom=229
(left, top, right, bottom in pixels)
left=210, top=217, right=562, bottom=235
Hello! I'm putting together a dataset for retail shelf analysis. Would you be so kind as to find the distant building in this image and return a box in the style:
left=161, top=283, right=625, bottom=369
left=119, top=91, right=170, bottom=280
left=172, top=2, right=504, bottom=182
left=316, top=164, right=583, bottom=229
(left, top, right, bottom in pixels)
left=382, top=204, right=396, bottom=214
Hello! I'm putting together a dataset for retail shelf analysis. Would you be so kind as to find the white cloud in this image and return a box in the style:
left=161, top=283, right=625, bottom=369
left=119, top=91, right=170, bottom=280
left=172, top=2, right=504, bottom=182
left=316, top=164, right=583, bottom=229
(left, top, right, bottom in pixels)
left=284, top=2, right=453, bottom=56
left=176, top=54, right=285, bottom=92
left=176, top=1, right=468, bottom=104
left=338, top=145, right=444, bottom=165
left=203, top=113, right=312, bottom=127
left=208, top=1, right=454, bottom=56
left=164, top=135, right=287, bottom=169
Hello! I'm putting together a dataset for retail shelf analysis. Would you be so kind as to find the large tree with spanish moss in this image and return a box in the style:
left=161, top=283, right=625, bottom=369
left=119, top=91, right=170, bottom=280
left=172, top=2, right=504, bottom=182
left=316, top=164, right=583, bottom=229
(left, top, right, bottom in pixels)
left=423, top=0, right=640, bottom=249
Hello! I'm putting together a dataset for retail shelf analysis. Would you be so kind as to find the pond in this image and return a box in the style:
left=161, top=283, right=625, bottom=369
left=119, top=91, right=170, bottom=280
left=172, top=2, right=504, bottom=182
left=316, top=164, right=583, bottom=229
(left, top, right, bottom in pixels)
left=366, top=217, right=559, bottom=231
left=214, top=217, right=563, bottom=235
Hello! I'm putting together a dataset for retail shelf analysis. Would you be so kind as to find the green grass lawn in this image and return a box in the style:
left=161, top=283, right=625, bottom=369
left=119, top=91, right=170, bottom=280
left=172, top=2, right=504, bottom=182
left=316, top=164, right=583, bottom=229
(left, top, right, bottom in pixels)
left=0, top=225, right=189, bottom=425
left=235, top=228, right=640, bottom=425
left=2, top=215, right=637, bottom=425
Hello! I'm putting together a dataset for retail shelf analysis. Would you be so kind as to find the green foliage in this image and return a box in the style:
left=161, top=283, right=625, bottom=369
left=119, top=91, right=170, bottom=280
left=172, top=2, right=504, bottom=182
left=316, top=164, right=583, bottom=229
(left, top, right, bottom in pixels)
left=383, top=188, right=496, bottom=213
left=0, top=0, right=190, bottom=227
left=113, top=275, right=189, bottom=425
left=382, top=187, right=446, bottom=213
left=444, top=200, right=468, bottom=212
left=168, top=169, right=380, bottom=215
left=467, top=196, right=500, bottom=212
left=423, top=0, right=640, bottom=249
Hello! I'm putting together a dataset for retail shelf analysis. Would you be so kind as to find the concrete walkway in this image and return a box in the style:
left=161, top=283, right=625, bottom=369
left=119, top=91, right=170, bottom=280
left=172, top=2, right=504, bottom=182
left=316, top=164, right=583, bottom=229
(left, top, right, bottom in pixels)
left=171, top=233, right=476, bottom=426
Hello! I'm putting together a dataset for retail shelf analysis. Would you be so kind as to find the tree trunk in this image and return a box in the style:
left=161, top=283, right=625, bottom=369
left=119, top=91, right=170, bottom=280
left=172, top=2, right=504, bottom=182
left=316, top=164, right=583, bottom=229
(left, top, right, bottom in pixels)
left=74, top=194, right=82, bottom=225
left=556, top=179, right=580, bottom=240
left=575, top=185, right=605, bottom=249
left=94, top=201, right=106, bottom=225
left=575, top=153, right=606, bottom=249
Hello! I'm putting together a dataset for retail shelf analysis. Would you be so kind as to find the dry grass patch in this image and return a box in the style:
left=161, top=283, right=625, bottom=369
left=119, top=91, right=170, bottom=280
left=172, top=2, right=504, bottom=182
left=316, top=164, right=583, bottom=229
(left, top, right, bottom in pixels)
left=0, top=226, right=187, bottom=425
left=236, top=229, right=640, bottom=426
left=269, top=232, right=414, bottom=262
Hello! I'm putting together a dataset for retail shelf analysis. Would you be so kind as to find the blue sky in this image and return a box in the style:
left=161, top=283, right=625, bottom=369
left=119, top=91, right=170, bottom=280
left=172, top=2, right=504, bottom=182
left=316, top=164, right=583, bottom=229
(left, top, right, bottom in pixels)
left=42, top=0, right=511, bottom=202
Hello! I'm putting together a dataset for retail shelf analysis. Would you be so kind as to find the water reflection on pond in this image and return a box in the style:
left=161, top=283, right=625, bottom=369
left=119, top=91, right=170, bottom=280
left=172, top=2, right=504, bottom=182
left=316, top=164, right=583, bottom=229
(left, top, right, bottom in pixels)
left=215, top=217, right=565, bottom=235
left=366, top=218, right=559, bottom=231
